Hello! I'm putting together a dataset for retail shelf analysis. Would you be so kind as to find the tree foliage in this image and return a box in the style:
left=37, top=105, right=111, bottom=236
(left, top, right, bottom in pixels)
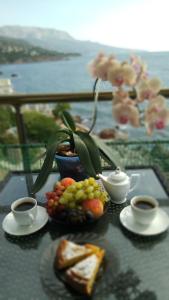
left=23, top=111, right=60, bottom=143
left=0, top=132, right=19, bottom=144
left=0, top=105, right=15, bottom=135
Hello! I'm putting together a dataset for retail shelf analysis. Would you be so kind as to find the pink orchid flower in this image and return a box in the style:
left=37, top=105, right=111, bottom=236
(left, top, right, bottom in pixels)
left=108, top=62, right=137, bottom=87
left=88, top=53, right=118, bottom=81
left=145, top=95, right=169, bottom=135
left=130, top=55, right=148, bottom=82
left=137, top=78, right=161, bottom=102
left=88, top=52, right=167, bottom=136
left=113, top=98, right=140, bottom=127
left=113, top=89, right=130, bottom=105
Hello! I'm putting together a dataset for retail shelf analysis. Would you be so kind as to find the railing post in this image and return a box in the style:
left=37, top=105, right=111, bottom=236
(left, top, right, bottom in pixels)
left=14, top=105, right=27, bottom=145
left=14, top=105, right=34, bottom=196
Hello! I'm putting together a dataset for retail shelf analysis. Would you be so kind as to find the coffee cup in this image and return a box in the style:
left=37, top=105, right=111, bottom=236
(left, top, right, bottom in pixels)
left=11, top=197, right=37, bottom=226
left=130, top=195, right=159, bottom=225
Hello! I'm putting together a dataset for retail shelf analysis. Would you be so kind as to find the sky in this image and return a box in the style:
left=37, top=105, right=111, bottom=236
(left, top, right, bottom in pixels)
left=1, top=0, right=169, bottom=51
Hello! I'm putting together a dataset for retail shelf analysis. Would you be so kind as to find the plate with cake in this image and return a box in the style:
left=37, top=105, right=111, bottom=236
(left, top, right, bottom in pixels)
left=40, top=233, right=119, bottom=299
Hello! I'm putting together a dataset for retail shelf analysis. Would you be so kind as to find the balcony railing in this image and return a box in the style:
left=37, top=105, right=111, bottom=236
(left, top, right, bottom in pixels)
left=1, top=140, right=169, bottom=185
left=1, top=90, right=169, bottom=184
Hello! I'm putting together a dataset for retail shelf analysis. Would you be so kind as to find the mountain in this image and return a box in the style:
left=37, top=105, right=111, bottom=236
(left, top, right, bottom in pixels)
left=0, top=35, right=80, bottom=64
left=0, top=25, right=143, bottom=55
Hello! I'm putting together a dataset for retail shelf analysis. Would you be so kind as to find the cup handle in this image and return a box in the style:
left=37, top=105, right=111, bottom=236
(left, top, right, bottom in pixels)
left=28, top=213, right=35, bottom=223
left=129, top=174, right=140, bottom=193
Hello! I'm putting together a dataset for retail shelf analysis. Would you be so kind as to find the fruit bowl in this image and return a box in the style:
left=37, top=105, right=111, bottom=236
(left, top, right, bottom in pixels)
left=45, top=177, right=109, bottom=226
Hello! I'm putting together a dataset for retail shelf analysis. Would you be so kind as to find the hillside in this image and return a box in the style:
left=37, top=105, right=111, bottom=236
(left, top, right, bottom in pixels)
left=0, top=25, right=144, bottom=55
left=0, top=35, right=80, bottom=64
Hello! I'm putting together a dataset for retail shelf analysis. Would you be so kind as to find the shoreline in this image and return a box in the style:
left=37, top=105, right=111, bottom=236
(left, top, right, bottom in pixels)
left=0, top=54, right=81, bottom=66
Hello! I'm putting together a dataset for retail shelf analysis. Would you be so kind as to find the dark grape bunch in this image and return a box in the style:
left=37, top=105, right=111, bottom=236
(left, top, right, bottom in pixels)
left=58, top=208, right=95, bottom=225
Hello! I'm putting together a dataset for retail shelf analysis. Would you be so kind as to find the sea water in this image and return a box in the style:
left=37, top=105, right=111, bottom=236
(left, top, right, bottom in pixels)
left=1, top=52, right=169, bottom=139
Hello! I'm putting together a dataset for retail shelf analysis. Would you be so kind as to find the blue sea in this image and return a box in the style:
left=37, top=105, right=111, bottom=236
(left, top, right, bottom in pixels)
left=1, top=52, right=169, bottom=140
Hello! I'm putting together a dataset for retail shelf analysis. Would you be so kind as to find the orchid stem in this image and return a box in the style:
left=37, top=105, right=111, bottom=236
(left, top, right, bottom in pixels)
left=88, top=78, right=101, bottom=133
left=132, top=87, right=144, bottom=126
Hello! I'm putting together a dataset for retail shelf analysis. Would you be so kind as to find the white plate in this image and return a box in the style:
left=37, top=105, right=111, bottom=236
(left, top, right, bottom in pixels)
left=120, top=205, right=169, bottom=236
left=2, top=206, right=48, bottom=236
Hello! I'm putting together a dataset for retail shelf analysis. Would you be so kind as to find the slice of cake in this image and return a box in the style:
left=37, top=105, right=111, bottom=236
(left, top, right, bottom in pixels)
left=55, top=240, right=94, bottom=269
left=66, top=247, right=105, bottom=295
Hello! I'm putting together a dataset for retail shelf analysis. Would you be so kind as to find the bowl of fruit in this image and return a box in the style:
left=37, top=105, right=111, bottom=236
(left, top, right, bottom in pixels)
left=45, top=177, right=109, bottom=225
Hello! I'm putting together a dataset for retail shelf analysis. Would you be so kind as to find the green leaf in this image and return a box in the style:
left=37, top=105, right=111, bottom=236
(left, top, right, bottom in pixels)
left=61, top=110, right=76, bottom=132
left=73, top=133, right=96, bottom=178
left=32, top=134, right=66, bottom=193
left=47, top=129, right=69, bottom=146
left=99, top=150, right=114, bottom=168
left=76, top=131, right=102, bottom=174
left=92, top=135, right=123, bottom=169
left=54, top=128, right=72, bottom=135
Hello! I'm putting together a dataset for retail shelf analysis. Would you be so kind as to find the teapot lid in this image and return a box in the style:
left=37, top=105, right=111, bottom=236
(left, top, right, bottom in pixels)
left=108, top=167, right=128, bottom=183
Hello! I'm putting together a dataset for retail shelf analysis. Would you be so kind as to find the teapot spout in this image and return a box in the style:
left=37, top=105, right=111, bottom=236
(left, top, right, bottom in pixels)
left=97, top=173, right=108, bottom=182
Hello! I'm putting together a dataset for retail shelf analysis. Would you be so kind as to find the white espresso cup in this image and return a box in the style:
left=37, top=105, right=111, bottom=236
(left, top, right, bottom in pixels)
left=130, top=195, right=159, bottom=225
left=11, top=197, right=37, bottom=226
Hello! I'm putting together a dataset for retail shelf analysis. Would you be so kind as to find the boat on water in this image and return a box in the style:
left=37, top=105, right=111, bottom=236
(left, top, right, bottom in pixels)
left=0, top=79, right=14, bottom=94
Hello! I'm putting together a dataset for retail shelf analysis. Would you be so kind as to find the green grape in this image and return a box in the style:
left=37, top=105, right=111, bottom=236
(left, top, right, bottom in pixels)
left=63, top=192, right=73, bottom=201
left=81, top=192, right=88, bottom=200
left=75, top=190, right=84, bottom=201
left=100, top=197, right=106, bottom=204
left=92, top=183, right=99, bottom=190
left=59, top=196, right=67, bottom=204
left=75, top=182, right=83, bottom=189
left=88, top=192, right=94, bottom=199
left=83, top=179, right=89, bottom=187
left=66, top=184, right=76, bottom=192
left=93, top=182, right=100, bottom=189
left=86, top=186, right=94, bottom=193
left=102, top=191, right=108, bottom=198
left=88, top=177, right=95, bottom=185
left=94, top=190, right=101, bottom=198
left=100, top=192, right=108, bottom=203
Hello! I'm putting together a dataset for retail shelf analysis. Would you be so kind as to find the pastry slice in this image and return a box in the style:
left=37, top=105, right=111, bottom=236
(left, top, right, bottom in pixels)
left=55, top=240, right=94, bottom=269
left=66, top=247, right=105, bottom=295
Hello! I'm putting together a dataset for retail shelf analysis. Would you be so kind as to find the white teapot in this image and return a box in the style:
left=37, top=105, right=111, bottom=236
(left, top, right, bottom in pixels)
left=98, top=167, right=140, bottom=204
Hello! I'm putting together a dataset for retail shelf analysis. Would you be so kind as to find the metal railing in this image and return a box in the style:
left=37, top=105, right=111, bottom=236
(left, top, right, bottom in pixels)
left=1, top=90, right=169, bottom=183
left=1, top=140, right=169, bottom=182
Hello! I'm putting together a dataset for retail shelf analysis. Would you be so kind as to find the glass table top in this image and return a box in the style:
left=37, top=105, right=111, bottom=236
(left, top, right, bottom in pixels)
left=0, top=168, right=169, bottom=300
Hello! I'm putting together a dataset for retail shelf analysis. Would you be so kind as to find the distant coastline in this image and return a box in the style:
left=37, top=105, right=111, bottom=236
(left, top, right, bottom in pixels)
left=0, top=54, right=81, bottom=65
left=0, top=35, right=81, bottom=65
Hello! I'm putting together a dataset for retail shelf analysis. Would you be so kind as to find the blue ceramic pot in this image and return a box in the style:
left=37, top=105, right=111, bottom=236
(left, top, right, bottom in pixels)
left=55, top=154, right=88, bottom=181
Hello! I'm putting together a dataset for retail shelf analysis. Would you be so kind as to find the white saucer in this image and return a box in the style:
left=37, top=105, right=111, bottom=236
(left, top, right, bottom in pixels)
left=2, top=206, right=49, bottom=236
left=120, top=205, right=169, bottom=236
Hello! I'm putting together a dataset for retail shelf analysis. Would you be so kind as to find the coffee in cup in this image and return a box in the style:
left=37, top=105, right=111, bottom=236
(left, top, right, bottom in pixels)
left=11, top=197, right=37, bottom=226
left=130, top=195, right=159, bottom=225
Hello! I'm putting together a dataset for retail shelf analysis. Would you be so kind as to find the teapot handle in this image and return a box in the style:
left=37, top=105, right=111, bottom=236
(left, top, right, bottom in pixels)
left=129, top=174, right=140, bottom=192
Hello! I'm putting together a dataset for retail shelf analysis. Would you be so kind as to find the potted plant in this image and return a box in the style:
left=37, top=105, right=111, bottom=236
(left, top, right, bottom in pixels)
left=32, top=110, right=120, bottom=193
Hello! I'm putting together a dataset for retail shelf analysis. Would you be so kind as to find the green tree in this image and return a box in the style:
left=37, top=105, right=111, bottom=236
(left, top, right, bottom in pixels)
left=0, top=106, right=15, bottom=135
left=23, top=111, right=60, bottom=143
left=0, top=132, right=18, bottom=144
left=0, top=132, right=20, bottom=163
